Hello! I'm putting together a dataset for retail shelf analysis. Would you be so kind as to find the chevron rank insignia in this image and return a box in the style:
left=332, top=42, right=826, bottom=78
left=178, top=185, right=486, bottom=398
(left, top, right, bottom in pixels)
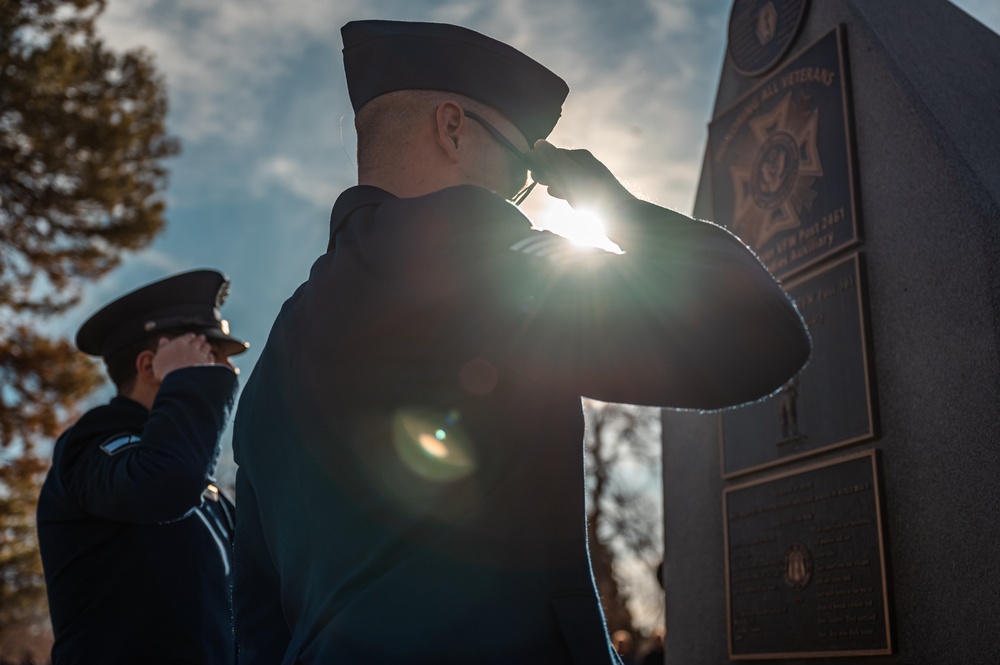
left=99, top=434, right=142, bottom=456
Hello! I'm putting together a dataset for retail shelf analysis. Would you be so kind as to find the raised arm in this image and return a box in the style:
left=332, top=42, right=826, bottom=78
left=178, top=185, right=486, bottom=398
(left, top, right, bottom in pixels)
left=61, top=364, right=238, bottom=523
left=494, top=141, right=811, bottom=408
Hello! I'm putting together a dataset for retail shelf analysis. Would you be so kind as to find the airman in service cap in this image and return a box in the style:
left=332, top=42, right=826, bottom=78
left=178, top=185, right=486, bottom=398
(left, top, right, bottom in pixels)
left=341, top=19, right=570, bottom=144
left=76, top=269, right=249, bottom=360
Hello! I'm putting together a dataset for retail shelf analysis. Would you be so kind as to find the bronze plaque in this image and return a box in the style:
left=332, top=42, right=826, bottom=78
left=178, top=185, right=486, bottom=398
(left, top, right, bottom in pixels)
left=709, top=26, right=859, bottom=279
left=728, top=0, right=809, bottom=77
left=721, top=252, right=875, bottom=477
left=724, top=451, right=892, bottom=658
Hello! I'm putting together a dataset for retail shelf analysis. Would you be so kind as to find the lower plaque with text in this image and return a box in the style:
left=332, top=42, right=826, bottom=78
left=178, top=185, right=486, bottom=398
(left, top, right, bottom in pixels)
left=724, top=451, right=892, bottom=658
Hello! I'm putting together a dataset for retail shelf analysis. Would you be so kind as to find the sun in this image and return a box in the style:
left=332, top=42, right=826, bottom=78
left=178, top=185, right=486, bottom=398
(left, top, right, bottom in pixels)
left=529, top=199, right=622, bottom=254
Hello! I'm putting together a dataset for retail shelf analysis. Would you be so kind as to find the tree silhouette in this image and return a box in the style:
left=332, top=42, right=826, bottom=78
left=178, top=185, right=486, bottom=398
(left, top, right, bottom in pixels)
left=0, top=0, right=177, bottom=654
left=584, top=400, right=664, bottom=640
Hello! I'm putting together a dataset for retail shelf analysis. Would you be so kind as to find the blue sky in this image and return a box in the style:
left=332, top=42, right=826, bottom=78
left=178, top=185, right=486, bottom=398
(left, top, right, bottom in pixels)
left=47, top=0, right=1000, bottom=453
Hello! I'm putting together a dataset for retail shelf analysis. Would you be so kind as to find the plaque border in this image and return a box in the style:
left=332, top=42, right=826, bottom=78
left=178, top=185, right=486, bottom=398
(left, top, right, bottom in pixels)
left=711, top=24, right=862, bottom=281
left=722, top=449, right=893, bottom=659
left=727, top=0, right=810, bottom=77
left=718, top=250, right=877, bottom=479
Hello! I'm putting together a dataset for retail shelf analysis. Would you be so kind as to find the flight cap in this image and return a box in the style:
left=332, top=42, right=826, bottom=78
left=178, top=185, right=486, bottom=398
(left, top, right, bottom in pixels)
left=342, top=19, right=569, bottom=144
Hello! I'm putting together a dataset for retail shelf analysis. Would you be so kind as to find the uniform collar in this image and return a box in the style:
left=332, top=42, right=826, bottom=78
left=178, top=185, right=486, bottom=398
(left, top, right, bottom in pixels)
left=64, top=395, right=149, bottom=445
left=110, top=395, right=151, bottom=414
left=328, top=186, right=398, bottom=245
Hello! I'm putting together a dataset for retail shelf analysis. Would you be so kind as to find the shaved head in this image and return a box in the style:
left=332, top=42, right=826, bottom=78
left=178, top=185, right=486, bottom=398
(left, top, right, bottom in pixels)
left=355, top=90, right=526, bottom=191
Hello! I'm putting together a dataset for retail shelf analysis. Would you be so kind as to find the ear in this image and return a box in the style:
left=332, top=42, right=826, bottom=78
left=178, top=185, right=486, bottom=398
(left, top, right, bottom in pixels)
left=434, top=101, right=466, bottom=162
left=134, top=349, right=156, bottom=383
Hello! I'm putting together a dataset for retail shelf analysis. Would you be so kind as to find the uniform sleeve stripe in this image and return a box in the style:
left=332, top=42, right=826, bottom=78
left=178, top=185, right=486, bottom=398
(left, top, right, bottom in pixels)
left=99, top=434, right=142, bottom=456
left=194, top=508, right=232, bottom=576
left=218, top=497, right=235, bottom=531
left=510, top=234, right=585, bottom=262
left=509, top=236, right=544, bottom=252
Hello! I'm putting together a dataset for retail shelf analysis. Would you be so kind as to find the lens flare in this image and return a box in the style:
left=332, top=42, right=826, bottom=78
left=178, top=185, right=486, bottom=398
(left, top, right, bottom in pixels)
left=392, top=408, right=476, bottom=482
left=419, top=432, right=448, bottom=458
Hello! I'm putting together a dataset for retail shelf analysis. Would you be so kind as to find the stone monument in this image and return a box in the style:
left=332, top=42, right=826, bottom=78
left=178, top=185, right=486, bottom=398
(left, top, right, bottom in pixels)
left=661, top=0, right=1000, bottom=662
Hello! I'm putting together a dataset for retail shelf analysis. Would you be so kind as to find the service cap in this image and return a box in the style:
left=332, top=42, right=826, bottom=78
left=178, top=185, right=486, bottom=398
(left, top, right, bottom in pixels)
left=76, top=269, right=249, bottom=360
left=342, top=19, right=569, bottom=144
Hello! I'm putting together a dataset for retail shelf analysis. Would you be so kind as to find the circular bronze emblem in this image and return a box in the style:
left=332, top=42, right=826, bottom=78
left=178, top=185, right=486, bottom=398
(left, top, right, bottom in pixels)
left=750, top=131, right=800, bottom=210
left=728, top=0, right=809, bottom=77
left=783, top=543, right=813, bottom=590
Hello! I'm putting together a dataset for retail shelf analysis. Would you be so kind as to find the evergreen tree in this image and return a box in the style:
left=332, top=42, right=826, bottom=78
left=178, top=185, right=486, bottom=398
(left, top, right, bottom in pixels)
left=0, top=0, right=178, bottom=316
left=0, top=0, right=178, bottom=652
left=0, top=454, right=49, bottom=639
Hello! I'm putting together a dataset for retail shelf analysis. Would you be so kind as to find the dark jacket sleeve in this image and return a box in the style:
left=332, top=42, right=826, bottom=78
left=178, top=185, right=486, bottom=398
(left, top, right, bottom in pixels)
left=508, top=197, right=811, bottom=408
left=415, top=187, right=811, bottom=410
left=61, top=365, right=239, bottom=523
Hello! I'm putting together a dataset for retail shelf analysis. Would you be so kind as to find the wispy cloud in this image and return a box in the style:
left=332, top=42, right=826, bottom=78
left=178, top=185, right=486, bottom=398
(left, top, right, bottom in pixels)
left=98, top=0, right=368, bottom=141
left=251, top=155, right=340, bottom=209
left=96, top=0, right=725, bottom=210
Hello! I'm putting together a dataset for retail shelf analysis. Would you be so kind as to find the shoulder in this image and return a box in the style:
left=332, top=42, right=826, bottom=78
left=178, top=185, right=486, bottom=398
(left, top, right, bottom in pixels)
left=54, top=399, right=146, bottom=469
left=327, top=186, right=533, bottom=275
left=67, top=399, right=146, bottom=445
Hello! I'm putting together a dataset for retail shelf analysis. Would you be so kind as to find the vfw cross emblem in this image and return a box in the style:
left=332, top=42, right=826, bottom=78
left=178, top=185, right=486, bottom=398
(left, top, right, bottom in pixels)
left=728, top=92, right=822, bottom=247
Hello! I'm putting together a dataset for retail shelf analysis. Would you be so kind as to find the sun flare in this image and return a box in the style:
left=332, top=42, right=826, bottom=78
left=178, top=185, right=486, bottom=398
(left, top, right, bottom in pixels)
left=529, top=200, right=622, bottom=253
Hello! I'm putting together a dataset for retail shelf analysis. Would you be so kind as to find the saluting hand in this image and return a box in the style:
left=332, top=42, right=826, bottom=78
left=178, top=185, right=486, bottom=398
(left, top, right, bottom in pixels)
left=529, top=140, right=635, bottom=212
left=151, top=334, right=216, bottom=381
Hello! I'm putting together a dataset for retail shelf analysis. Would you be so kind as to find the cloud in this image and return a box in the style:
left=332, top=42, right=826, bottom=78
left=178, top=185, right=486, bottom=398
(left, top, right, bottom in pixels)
left=94, top=0, right=725, bottom=213
left=134, top=248, right=186, bottom=274
left=251, top=155, right=339, bottom=209
left=95, top=2, right=715, bottom=138
left=97, top=0, right=371, bottom=141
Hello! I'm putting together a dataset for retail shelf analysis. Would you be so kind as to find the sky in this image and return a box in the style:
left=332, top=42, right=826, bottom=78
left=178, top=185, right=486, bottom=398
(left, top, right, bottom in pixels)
left=46, top=0, right=1000, bottom=449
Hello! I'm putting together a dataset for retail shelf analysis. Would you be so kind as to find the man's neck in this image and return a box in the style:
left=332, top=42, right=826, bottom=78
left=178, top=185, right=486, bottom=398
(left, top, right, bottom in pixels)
left=358, top=163, right=470, bottom=200
left=123, top=382, right=158, bottom=410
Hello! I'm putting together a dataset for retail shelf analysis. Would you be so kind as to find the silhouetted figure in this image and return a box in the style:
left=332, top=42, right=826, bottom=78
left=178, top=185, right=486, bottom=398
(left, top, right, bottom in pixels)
left=779, top=376, right=801, bottom=439
left=37, top=271, right=248, bottom=665
left=232, top=19, right=810, bottom=665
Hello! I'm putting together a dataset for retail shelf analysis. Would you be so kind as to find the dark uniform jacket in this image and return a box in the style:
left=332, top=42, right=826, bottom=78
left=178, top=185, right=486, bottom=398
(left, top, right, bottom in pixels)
left=233, top=185, right=810, bottom=664
left=37, top=365, right=239, bottom=665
